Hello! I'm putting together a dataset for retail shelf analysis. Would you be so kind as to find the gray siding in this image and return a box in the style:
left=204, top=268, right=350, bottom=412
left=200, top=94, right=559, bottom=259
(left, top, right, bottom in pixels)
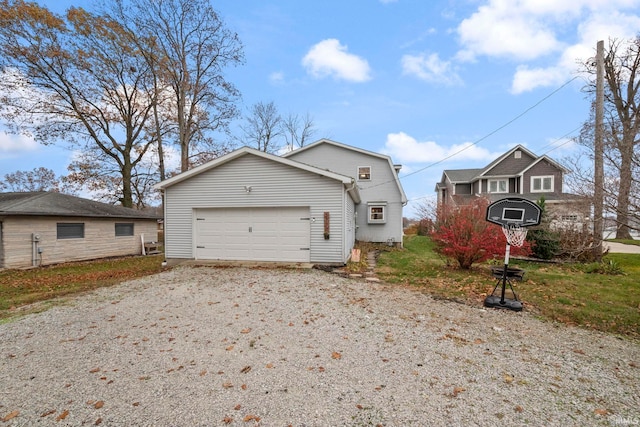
left=523, top=160, right=563, bottom=194
left=485, top=150, right=536, bottom=176
left=0, top=216, right=157, bottom=268
left=164, top=154, right=349, bottom=264
left=287, top=144, right=404, bottom=244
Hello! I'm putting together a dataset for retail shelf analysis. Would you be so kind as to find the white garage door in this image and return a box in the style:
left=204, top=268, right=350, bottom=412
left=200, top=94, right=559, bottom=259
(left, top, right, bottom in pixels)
left=194, top=207, right=311, bottom=262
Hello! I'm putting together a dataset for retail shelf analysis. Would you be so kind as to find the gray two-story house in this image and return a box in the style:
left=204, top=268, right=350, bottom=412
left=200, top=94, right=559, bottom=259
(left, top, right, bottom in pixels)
left=435, top=145, right=588, bottom=228
left=155, top=139, right=406, bottom=265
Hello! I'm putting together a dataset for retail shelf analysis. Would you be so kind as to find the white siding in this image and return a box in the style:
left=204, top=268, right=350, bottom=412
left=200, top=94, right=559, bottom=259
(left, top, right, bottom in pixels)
left=164, top=154, right=350, bottom=264
left=287, top=144, right=404, bottom=244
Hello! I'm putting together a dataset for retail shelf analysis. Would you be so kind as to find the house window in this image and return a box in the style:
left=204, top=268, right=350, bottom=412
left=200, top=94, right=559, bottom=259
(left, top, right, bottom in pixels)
left=57, top=223, right=84, bottom=239
left=368, top=203, right=386, bottom=224
left=489, top=179, right=508, bottom=193
left=115, top=223, right=134, bottom=237
left=358, top=166, right=371, bottom=181
left=561, top=214, right=579, bottom=222
left=531, top=176, right=554, bottom=192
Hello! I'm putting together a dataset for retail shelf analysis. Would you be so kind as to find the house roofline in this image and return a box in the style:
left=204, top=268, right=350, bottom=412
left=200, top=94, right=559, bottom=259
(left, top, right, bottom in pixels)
left=154, top=146, right=356, bottom=190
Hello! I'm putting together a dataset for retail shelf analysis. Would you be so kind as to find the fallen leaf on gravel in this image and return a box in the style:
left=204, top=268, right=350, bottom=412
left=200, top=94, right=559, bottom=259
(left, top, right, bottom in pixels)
left=318, top=366, right=325, bottom=372
left=226, top=345, right=235, bottom=351
left=94, top=401, right=104, bottom=409
left=240, top=366, right=252, bottom=374
left=504, top=374, right=514, bottom=384
left=234, top=404, right=242, bottom=410
left=132, top=402, right=140, bottom=407
left=2, top=411, right=19, bottom=422
left=223, top=382, right=234, bottom=388
left=356, top=404, right=363, bottom=410
left=40, top=409, right=56, bottom=418
left=199, top=370, right=207, bottom=376
left=474, top=338, right=484, bottom=344
left=243, top=415, right=261, bottom=422
left=594, top=408, right=609, bottom=416
left=89, top=368, right=101, bottom=373
left=241, top=384, right=247, bottom=390
left=452, top=386, right=466, bottom=397
left=222, top=416, right=233, bottom=424
left=266, top=363, right=274, bottom=369
left=56, top=410, right=69, bottom=421
left=515, top=405, right=524, bottom=413
left=95, top=417, right=102, bottom=425
left=331, top=352, right=342, bottom=360
left=241, top=328, right=251, bottom=334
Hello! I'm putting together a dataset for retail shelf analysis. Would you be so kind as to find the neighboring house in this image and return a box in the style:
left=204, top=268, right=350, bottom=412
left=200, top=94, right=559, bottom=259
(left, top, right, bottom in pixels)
left=155, top=140, right=406, bottom=265
left=0, top=192, right=159, bottom=269
left=435, top=145, right=589, bottom=229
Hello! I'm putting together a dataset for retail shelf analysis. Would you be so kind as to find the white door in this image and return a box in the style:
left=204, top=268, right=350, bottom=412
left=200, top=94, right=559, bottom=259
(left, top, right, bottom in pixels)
left=194, top=207, right=310, bottom=262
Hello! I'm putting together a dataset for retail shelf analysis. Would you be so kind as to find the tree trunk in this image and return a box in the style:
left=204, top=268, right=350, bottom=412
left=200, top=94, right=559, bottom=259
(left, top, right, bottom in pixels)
left=615, top=142, right=634, bottom=239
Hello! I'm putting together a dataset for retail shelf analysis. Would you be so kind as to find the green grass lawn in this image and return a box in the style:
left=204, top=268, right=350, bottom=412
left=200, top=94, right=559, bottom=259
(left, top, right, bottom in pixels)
left=377, top=235, right=640, bottom=338
left=0, top=255, right=165, bottom=320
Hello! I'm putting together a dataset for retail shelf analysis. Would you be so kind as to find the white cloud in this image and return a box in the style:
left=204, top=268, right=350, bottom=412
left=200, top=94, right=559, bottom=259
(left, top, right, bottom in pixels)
left=302, top=39, right=372, bottom=83
left=0, top=132, right=39, bottom=157
left=269, top=71, right=285, bottom=85
left=401, top=53, right=462, bottom=85
left=454, top=0, right=640, bottom=93
left=381, top=132, right=499, bottom=164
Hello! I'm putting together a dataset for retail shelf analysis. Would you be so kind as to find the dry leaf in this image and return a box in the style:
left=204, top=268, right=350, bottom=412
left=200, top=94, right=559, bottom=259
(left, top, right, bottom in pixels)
left=2, top=410, right=19, bottom=422
left=56, top=410, right=70, bottom=421
left=452, top=386, right=466, bottom=397
left=266, top=363, right=274, bottom=369
left=332, top=352, right=342, bottom=360
left=199, top=370, right=207, bottom=377
left=243, top=414, right=261, bottom=422
left=40, top=409, right=56, bottom=418
left=226, top=345, right=235, bottom=351
left=241, top=384, right=247, bottom=390
left=89, top=368, right=101, bottom=373
left=132, top=402, right=140, bottom=407
left=318, top=366, right=325, bottom=372
left=240, top=366, right=252, bottom=374
left=515, top=405, right=524, bottom=413
left=94, top=401, right=104, bottom=409
left=95, top=417, right=103, bottom=425
left=223, top=382, right=234, bottom=388
left=241, top=328, right=251, bottom=334
left=222, top=416, right=233, bottom=424
left=504, top=375, right=514, bottom=384
left=234, top=404, right=242, bottom=410
left=594, top=408, right=609, bottom=416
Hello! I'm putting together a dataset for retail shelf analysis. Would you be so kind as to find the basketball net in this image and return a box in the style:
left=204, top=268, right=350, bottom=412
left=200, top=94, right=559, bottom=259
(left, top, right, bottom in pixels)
left=502, top=223, right=528, bottom=247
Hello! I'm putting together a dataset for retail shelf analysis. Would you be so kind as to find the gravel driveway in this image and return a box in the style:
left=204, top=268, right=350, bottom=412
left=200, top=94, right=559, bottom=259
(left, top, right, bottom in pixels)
left=1, top=266, right=638, bottom=426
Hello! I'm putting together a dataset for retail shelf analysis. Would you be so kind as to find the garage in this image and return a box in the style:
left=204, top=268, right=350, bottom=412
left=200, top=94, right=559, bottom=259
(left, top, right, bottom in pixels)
left=194, top=207, right=311, bottom=262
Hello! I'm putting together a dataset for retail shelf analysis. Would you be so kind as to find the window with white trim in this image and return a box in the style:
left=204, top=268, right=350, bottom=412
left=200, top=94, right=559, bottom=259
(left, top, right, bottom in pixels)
left=368, top=203, right=386, bottom=224
left=358, top=166, right=371, bottom=181
left=531, top=176, right=554, bottom=192
left=488, top=179, right=508, bottom=193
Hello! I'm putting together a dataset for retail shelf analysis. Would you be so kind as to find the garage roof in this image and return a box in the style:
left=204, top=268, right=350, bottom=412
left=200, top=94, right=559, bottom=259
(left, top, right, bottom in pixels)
left=154, top=146, right=361, bottom=202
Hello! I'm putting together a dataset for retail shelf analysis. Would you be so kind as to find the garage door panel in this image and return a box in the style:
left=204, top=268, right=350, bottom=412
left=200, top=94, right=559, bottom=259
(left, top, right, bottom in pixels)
left=194, top=207, right=310, bottom=262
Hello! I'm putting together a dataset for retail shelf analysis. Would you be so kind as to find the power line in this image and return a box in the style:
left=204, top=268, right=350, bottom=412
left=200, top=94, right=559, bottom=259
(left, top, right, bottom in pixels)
left=361, top=76, right=581, bottom=192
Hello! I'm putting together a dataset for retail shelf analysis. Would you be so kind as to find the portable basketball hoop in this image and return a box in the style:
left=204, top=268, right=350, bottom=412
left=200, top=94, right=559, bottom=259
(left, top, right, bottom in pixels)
left=485, top=198, right=541, bottom=311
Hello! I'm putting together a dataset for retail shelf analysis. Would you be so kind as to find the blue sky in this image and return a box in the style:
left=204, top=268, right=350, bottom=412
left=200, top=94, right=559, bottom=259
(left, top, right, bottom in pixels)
left=1, top=0, right=639, bottom=216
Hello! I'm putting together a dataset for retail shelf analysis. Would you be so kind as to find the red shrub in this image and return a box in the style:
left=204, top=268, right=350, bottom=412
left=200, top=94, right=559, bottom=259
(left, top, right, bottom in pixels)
left=430, top=198, right=531, bottom=269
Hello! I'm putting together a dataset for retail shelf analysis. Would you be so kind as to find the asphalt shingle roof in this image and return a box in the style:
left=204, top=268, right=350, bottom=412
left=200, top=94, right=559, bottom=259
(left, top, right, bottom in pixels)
left=0, top=192, right=158, bottom=219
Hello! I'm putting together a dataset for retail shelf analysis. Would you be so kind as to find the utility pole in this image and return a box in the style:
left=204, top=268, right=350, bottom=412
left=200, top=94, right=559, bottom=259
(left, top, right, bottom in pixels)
left=593, top=40, right=604, bottom=261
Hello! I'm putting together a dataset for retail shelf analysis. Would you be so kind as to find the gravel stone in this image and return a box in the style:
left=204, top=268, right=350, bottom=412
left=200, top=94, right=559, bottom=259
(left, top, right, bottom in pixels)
left=0, top=266, right=638, bottom=426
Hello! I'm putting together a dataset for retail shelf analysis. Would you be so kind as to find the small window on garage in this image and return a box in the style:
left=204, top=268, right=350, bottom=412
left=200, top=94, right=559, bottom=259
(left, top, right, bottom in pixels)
left=368, top=202, right=387, bottom=224
left=57, top=223, right=84, bottom=239
left=358, top=166, right=371, bottom=180
left=115, top=222, right=134, bottom=237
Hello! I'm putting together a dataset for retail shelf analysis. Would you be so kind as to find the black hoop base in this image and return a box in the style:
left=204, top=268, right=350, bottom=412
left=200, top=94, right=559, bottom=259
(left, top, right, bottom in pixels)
left=484, top=295, right=523, bottom=311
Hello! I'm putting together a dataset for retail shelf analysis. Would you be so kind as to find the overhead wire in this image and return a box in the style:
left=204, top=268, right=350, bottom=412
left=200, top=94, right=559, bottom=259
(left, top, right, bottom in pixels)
left=360, top=75, right=582, bottom=194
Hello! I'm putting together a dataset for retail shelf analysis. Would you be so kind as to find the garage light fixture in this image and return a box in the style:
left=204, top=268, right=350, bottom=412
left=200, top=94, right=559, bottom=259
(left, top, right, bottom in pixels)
left=244, top=186, right=252, bottom=193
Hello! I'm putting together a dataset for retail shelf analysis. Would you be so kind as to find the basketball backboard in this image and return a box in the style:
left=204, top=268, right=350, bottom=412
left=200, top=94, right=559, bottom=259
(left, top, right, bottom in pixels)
left=486, top=197, right=541, bottom=228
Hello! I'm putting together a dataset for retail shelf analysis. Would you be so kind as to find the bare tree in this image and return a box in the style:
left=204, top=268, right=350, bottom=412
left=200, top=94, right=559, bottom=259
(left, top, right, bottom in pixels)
left=0, top=1, right=157, bottom=208
left=240, top=101, right=283, bottom=153
left=0, top=167, right=74, bottom=193
left=111, top=0, right=245, bottom=172
left=282, top=112, right=316, bottom=149
left=581, top=37, right=640, bottom=238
